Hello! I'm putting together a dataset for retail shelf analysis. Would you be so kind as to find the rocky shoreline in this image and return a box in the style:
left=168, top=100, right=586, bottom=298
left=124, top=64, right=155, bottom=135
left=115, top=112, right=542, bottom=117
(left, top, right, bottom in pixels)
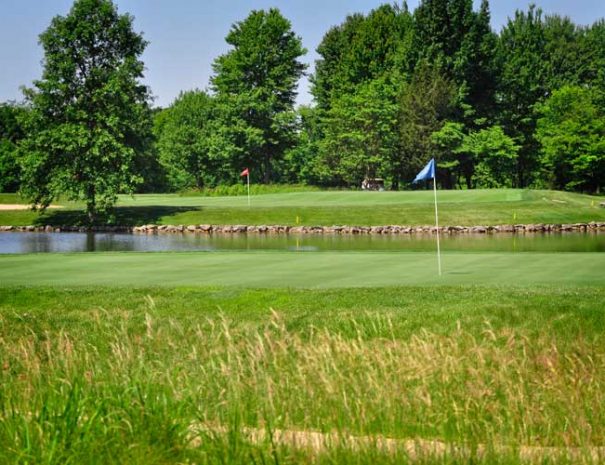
left=1, top=222, right=605, bottom=235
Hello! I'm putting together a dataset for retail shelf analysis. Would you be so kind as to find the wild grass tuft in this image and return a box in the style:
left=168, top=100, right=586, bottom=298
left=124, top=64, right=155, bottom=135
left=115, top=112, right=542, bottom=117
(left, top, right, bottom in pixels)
left=1, top=303, right=604, bottom=464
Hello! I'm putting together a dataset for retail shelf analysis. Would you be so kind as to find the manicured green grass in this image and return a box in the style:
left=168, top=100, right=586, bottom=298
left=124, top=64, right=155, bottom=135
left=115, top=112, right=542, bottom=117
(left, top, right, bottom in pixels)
left=1, top=285, right=605, bottom=464
left=1, top=189, right=604, bottom=226
left=0, top=250, right=604, bottom=287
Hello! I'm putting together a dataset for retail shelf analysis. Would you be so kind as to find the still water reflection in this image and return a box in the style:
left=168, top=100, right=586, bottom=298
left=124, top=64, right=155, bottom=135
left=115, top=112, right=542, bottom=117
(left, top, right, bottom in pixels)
left=1, top=231, right=604, bottom=254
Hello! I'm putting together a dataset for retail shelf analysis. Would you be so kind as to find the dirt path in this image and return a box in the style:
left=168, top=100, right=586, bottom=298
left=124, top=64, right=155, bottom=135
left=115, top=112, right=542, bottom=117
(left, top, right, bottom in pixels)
left=191, top=424, right=605, bottom=463
left=0, top=204, right=63, bottom=210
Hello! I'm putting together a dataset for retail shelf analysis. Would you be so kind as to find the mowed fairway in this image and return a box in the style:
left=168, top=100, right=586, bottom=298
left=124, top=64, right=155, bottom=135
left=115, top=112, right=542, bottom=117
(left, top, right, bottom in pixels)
left=1, top=188, right=605, bottom=226
left=0, top=250, right=603, bottom=287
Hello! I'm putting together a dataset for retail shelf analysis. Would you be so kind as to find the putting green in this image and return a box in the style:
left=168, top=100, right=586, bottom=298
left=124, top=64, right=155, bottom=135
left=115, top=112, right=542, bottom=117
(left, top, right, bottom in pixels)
left=0, top=251, right=602, bottom=288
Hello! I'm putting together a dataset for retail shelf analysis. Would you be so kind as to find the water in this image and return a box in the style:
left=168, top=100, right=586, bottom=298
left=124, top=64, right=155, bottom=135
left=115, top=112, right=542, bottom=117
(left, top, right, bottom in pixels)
left=1, top=231, right=604, bottom=254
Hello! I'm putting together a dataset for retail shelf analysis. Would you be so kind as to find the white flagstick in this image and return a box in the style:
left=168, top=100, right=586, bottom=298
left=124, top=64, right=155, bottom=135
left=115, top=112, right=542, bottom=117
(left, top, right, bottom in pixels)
left=247, top=172, right=250, bottom=208
left=433, top=176, right=442, bottom=276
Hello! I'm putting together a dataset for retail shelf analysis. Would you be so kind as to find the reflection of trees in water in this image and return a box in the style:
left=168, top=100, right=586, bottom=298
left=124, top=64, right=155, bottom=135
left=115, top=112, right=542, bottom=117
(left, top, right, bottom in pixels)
left=1, top=231, right=605, bottom=254
left=22, top=233, right=53, bottom=253
left=86, top=232, right=95, bottom=252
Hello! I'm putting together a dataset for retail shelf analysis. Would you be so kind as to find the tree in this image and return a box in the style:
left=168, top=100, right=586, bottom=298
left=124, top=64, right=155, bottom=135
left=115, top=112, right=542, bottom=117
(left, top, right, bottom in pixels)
left=583, top=20, right=605, bottom=97
left=316, top=77, right=399, bottom=186
left=19, top=0, right=151, bottom=223
left=281, top=105, right=321, bottom=184
left=431, top=121, right=467, bottom=188
left=311, top=13, right=366, bottom=111
left=432, top=123, right=518, bottom=188
left=495, top=6, right=547, bottom=187
left=397, top=65, right=457, bottom=187
left=543, top=15, right=585, bottom=91
left=0, top=102, right=26, bottom=192
left=156, top=90, right=230, bottom=190
left=413, top=0, right=497, bottom=126
left=311, top=5, right=414, bottom=111
left=461, top=126, right=519, bottom=188
left=536, top=86, right=605, bottom=193
left=211, top=8, right=306, bottom=184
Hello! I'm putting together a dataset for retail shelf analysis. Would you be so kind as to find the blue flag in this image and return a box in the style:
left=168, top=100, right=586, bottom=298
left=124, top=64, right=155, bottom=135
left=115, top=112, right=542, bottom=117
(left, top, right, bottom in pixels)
left=413, top=158, right=435, bottom=183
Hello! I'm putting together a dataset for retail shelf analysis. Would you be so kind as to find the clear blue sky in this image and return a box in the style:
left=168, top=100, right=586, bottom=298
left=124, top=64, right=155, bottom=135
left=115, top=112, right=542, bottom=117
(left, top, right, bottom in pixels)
left=1, top=0, right=604, bottom=108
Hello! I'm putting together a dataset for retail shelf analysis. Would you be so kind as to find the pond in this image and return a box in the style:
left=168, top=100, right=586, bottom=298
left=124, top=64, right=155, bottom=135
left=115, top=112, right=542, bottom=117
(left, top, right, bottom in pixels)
left=1, top=231, right=604, bottom=254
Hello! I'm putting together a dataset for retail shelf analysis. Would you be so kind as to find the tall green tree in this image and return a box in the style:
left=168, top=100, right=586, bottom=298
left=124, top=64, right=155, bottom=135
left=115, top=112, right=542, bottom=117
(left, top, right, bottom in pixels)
left=413, top=0, right=496, bottom=125
left=583, top=20, right=605, bottom=97
left=543, top=15, right=585, bottom=91
left=536, top=86, right=605, bottom=193
left=430, top=121, right=467, bottom=188
left=0, top=102, right=26, bottom=192
left=316, top=77, right=399, bottom=186
left=281, top=105, right=321, bottom=184
left=461, top=126, right=519, bottom=188
left=211, top=8, right=306, bottom=184
left=496, top=6, right=548, bottom=187
left=156, top=90, right=230, bottom=190
left=397, top=65, right=457, bottom=187
left=312, top=4, right=414, bottom=111
left=19, top=0, right=151, bottom=223
left=311, top=13, right=366, bottom=111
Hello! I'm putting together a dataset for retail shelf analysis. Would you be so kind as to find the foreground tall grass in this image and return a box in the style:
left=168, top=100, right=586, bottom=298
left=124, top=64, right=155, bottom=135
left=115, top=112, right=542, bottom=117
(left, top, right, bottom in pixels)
left=1, top=303, right=604, bottom=464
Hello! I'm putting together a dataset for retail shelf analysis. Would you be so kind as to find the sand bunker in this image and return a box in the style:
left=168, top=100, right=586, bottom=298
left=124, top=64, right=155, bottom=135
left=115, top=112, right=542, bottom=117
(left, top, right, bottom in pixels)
left=0, top=204, right=63, bottom=210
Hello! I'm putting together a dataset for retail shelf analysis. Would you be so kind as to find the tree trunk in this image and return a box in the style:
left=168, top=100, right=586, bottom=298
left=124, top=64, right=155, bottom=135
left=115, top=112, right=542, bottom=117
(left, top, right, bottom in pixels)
left=86, top=184, right=96, bottom=225
left=263, top=152, right=271, bottom=184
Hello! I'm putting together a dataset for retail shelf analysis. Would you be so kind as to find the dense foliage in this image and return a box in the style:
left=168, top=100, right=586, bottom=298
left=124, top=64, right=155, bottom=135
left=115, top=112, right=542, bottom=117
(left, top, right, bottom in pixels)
left=4, top=0, right=605, bottom=198
left=0, top=103, right=26, bottom=192
left=210, top=8, right=306, bottom=184
left=17, top=0, right=152, bottom=221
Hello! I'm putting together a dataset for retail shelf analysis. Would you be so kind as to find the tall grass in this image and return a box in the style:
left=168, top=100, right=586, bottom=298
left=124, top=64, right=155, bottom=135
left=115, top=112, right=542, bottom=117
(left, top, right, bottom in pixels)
left=1, top=306, right=604, bottom=464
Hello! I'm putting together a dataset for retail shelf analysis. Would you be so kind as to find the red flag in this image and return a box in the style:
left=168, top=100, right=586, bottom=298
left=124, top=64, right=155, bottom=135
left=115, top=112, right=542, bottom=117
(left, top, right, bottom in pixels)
left=240, top=168, right=249, bottom=176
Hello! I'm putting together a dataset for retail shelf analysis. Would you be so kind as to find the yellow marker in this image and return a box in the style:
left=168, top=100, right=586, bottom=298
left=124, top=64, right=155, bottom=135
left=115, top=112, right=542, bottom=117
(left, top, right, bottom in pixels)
left=592, top=200, right=595, bottom=207
left=513, top=212, right=517, bottom=221
left=296, top=215, right=300, bottom=224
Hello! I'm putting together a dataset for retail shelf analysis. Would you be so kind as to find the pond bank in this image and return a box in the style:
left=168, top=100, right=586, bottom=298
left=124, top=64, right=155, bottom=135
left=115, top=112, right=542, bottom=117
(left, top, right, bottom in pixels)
left=1, top=222, right=605, bottom=235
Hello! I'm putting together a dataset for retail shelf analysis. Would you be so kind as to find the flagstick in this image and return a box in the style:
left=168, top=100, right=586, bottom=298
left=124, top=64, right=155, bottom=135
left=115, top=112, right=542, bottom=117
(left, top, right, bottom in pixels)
left=433, top=176, right=442, bottom=276
left=246, top=173, right=250, bottom=208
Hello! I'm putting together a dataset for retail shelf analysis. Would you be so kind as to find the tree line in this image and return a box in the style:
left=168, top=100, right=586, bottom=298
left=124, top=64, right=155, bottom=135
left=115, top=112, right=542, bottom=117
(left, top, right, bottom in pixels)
left=0, top=0, right=604, bottom=221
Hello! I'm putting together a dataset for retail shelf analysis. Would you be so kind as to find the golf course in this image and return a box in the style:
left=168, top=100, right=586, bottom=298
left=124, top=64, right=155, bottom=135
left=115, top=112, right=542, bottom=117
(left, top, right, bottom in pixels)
left=1, top=188, right=605, bottom=464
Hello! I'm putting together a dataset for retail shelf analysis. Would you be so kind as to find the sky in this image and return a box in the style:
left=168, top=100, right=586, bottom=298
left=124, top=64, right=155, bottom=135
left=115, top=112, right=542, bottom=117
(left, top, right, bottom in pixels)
left=1, top=0, right=605, bottom=108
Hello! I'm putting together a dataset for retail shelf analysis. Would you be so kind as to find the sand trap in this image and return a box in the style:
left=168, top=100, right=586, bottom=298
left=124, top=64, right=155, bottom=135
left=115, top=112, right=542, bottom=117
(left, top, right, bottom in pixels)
left=0, top=204, right=63, bottom=210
